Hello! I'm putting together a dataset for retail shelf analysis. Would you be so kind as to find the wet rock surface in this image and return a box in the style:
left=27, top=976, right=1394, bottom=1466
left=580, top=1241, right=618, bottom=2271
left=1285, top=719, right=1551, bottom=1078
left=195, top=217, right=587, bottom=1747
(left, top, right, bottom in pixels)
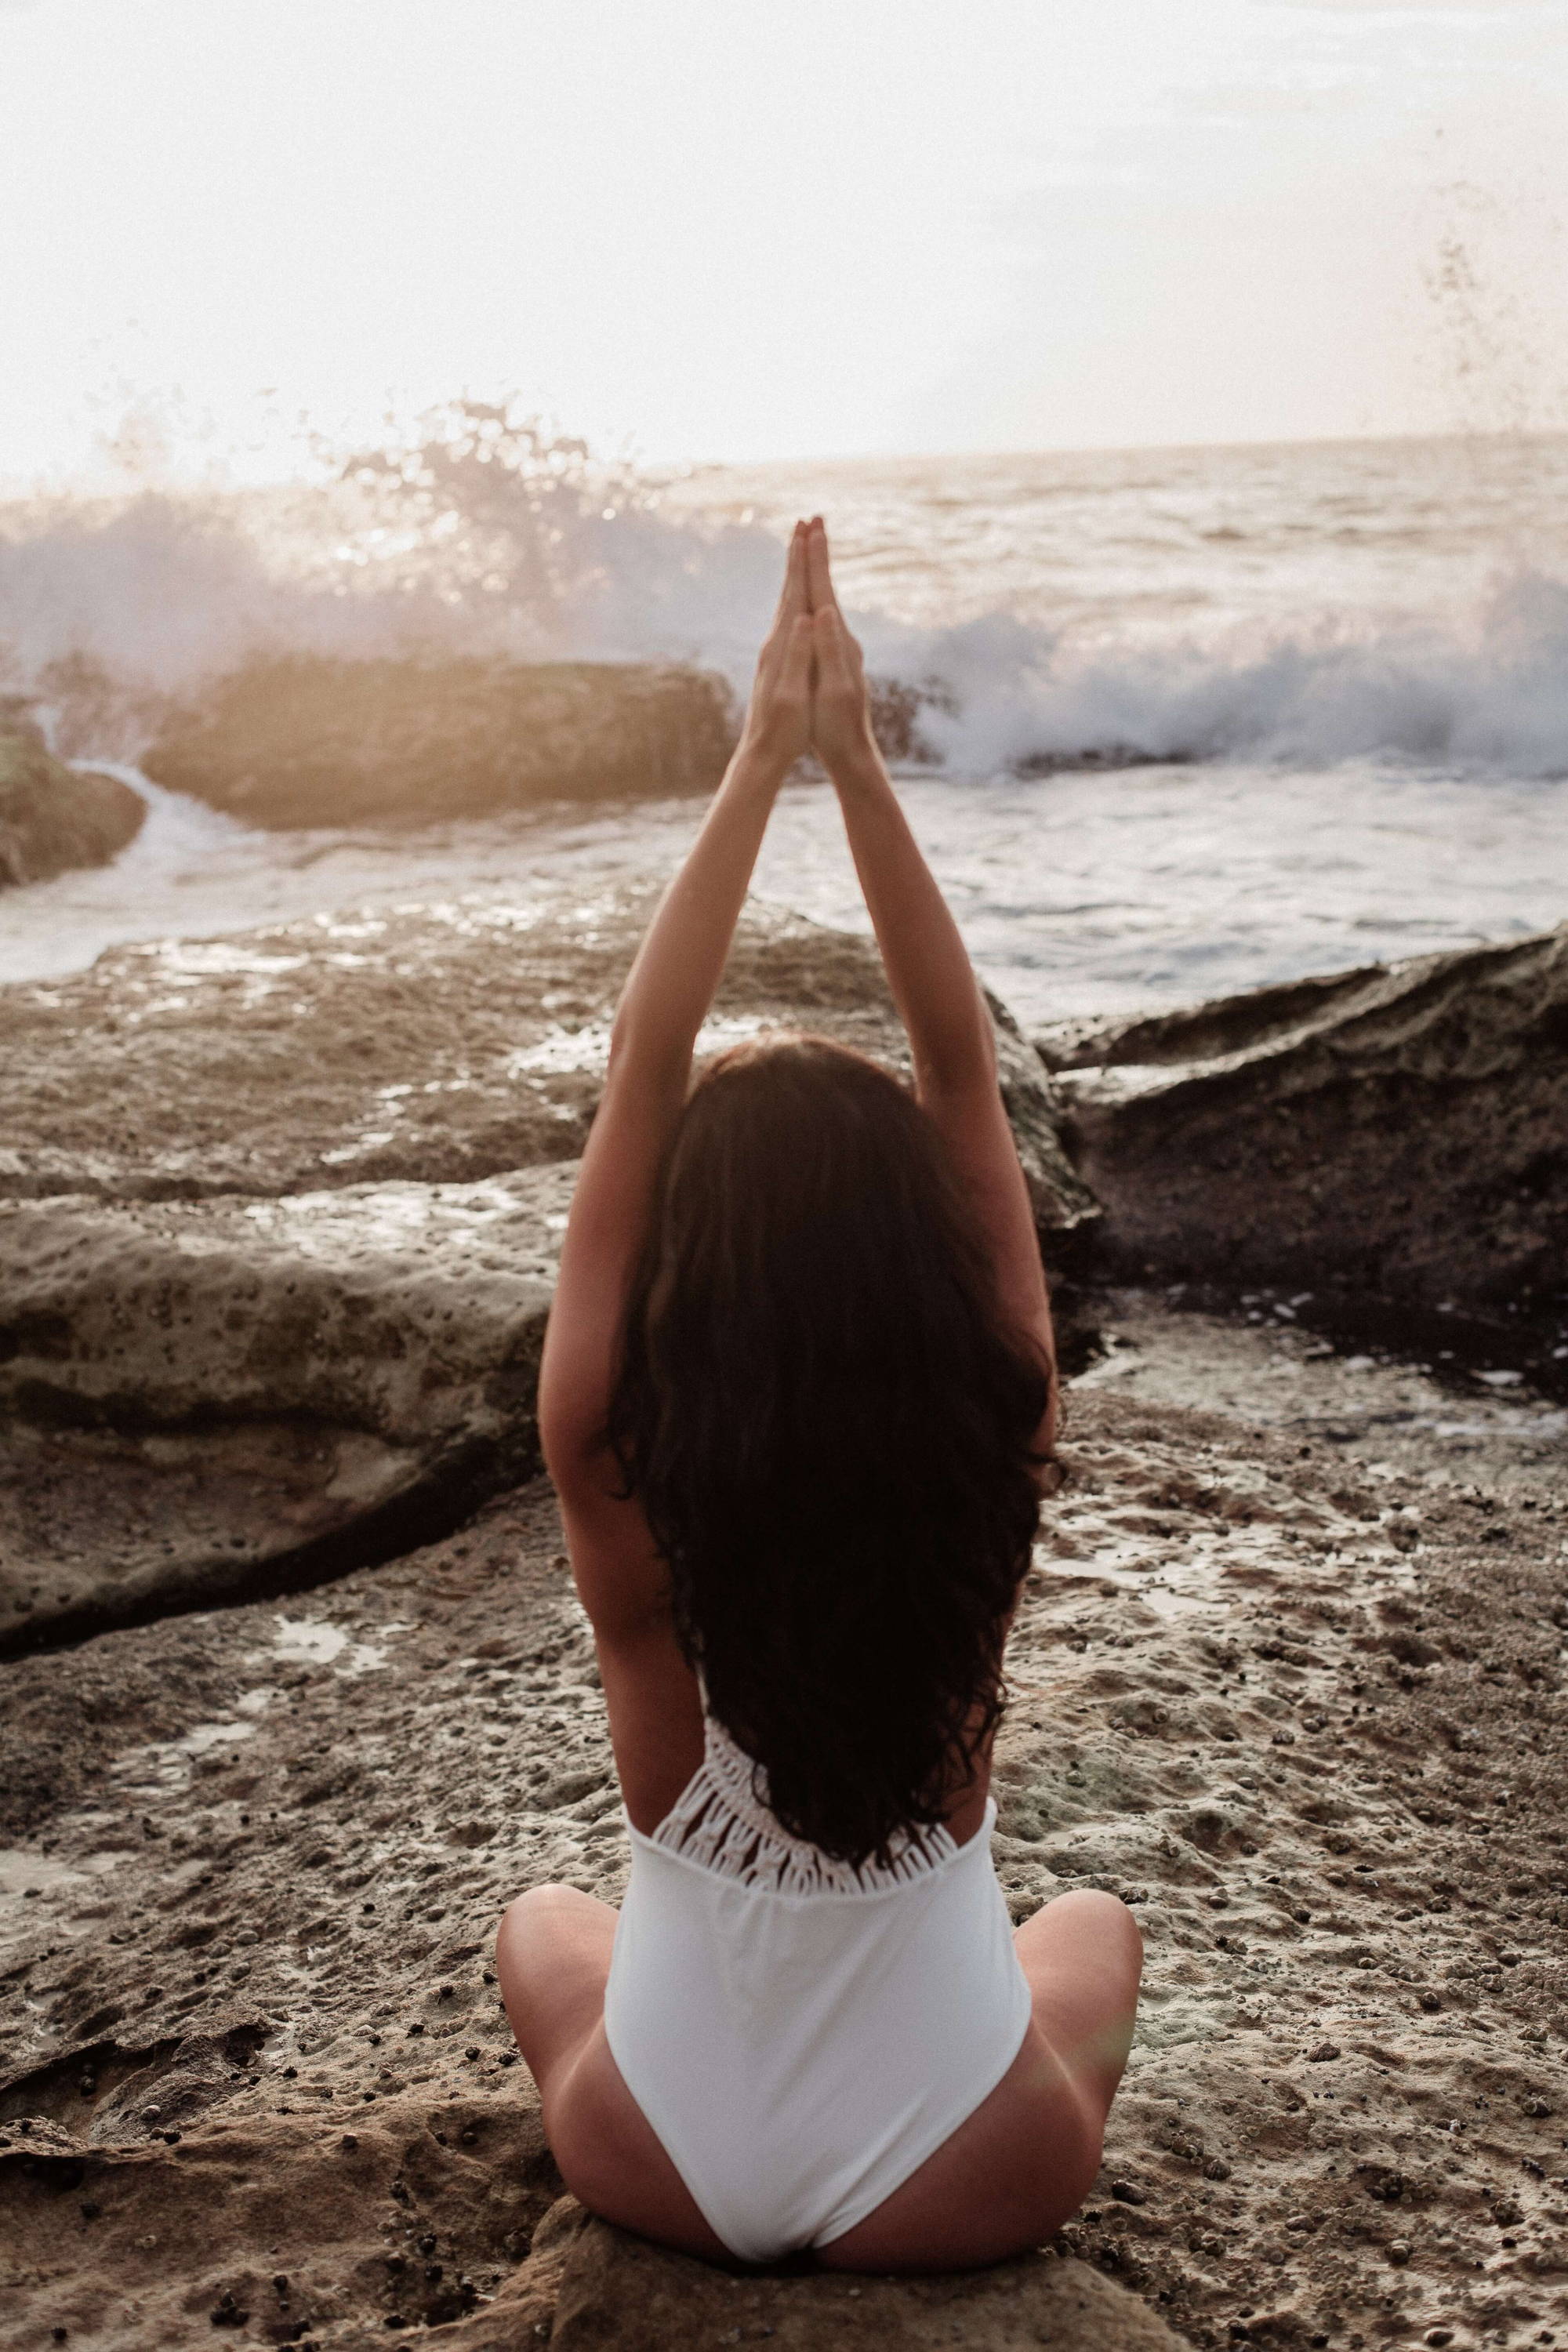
left=1038, top=927, right=1568, bottom=1360
left=3, top=1339, right=1566, bottom=2349
left=0, top=891, right=1091, bottom=1650
left=0, top=889, right=1087, bottom=1218
left=0, top=715, right=144, bottom=888
left=140, top=655, right=736, bottom=828
left=0, top=891, right=667, bottom=1203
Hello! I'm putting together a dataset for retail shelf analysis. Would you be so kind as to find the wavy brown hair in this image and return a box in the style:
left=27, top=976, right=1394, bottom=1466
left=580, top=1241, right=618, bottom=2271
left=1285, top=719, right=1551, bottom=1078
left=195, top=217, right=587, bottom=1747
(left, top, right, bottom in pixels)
left=605, top=1033, right=1051, bottom=1867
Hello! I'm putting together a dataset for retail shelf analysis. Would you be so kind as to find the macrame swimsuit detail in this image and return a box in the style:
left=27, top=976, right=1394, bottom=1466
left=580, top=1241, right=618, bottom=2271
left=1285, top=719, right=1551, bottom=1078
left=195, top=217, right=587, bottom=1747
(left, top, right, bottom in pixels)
left=647, top=1709, right=960, bottom=1893
left=601, top=1714, right=1033, bottom=2263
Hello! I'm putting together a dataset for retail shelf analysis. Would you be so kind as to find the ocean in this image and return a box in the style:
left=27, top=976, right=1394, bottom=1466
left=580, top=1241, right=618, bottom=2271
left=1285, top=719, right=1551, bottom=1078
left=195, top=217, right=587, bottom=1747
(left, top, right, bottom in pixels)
left=4, top=429, right=1566, bottom=1022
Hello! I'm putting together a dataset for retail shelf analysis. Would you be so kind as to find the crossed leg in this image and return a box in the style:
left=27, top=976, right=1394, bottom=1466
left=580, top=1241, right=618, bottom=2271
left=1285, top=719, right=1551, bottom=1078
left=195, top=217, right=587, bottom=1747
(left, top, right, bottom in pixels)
left=818, top=1888, right=1143, bottom=2269
left=495, top=1885, right=731, bottom=2260
left=495, top=1882, right=1142, bottom=2272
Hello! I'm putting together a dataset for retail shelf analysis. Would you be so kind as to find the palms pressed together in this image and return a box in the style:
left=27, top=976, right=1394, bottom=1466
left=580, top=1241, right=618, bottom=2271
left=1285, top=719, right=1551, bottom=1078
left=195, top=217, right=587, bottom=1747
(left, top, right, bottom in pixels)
left=739, top=516, right=877, bottom=779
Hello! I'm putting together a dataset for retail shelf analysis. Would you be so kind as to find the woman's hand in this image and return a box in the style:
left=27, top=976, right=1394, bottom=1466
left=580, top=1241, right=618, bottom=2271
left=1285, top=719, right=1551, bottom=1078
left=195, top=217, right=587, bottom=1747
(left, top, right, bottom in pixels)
left=735, top=521, right=815, bottom=776
left=804, top=517, right=878, bottom=779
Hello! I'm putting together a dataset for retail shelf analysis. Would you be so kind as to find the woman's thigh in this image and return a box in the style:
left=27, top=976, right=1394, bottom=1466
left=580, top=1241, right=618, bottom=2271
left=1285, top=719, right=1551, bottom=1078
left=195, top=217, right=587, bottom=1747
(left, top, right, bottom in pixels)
left=494, top=1884, right=731, bottom=2265
left=813, top=2020, right=1098, bottom=2271
left=817, top=1888, right=1143, bottom=2273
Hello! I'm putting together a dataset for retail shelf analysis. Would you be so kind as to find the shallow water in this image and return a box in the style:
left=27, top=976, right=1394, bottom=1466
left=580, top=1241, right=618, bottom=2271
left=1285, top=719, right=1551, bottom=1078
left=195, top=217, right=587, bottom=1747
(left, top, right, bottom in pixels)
left=6, top=753, right=1564, bottom=1025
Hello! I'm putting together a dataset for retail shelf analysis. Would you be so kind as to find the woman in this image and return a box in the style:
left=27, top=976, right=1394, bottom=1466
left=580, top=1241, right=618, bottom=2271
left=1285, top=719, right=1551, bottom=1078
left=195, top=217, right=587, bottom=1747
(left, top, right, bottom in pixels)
left=497, top=518, right=1142, bottom=2270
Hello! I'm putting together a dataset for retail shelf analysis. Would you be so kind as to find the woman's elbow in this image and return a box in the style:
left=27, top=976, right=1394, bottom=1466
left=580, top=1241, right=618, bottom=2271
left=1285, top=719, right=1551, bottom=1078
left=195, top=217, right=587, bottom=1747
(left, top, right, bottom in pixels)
left=538, top=1385, right=602, bottom=1495
left=605, top=1010, right=691, bottom=1094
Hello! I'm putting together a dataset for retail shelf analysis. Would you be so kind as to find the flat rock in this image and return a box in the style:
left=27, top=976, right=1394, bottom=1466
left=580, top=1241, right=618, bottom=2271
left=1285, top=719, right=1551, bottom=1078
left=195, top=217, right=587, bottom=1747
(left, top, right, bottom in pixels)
left=2, top=2089, right=564, bottom=2347
left=3, top=1359, right=1564, bottom=2347
left=140, top=653, right=736, bottom=826
left=0, top=1167, right=572, bottom=1653
left=1037, top=924, right=1568, bottom=1335
left=0, top=712, right=144, bottom=887
left=0, top=891, right=1092, bottom=1229
left=0, top=891, right=1093, bottom=1646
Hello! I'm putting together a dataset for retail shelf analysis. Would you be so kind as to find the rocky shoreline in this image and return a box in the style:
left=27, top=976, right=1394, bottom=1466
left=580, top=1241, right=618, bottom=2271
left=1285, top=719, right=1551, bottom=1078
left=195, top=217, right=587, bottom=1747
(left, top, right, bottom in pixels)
left=2, top=885, right=1566, bottom=2350
left=4, top=1328, right=1564, bottom=2349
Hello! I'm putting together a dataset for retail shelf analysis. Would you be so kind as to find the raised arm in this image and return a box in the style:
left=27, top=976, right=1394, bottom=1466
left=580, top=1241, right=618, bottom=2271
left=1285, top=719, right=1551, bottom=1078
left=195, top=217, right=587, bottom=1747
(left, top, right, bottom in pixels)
left=804, top=517, right=1058, bottom=1450
left=538, top=522, right=814, bottom=1508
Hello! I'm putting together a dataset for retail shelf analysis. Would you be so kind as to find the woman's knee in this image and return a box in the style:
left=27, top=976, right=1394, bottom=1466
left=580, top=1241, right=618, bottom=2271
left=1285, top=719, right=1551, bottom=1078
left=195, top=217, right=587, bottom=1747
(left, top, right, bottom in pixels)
left=1024, top=1887, right=1144, bottom=1976
left=500, top=1878, right=606, bottom=1944
left=499, top=1880, right=583, bottom=1943
left=1042, top=1884, right=1142, bottom=1936
left=495, top=1883, right=611, bottom=2007
left=495, top=1883, right=618, bottom=2085
left=1015, top=1889, right=1143, bottom=2117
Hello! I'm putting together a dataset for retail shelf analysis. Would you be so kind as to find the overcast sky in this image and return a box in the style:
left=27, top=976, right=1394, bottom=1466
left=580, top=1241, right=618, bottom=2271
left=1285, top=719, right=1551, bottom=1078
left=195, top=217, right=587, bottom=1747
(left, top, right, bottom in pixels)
left=2, top=0, right=1565, bottom=478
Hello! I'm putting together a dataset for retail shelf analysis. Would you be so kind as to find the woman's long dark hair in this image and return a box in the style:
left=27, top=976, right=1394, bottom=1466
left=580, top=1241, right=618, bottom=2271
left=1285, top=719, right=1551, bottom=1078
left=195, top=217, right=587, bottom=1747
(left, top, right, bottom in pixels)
left=605, top=1033, right=1051, bottom=1867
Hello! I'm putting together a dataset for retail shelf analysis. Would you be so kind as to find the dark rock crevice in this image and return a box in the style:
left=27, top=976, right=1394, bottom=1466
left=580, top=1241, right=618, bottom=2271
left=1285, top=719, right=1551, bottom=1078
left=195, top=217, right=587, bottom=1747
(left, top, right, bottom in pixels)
left=0, top=1425, right=524, bottom=1663
left=1039, top=920, right=1568, bottom=1362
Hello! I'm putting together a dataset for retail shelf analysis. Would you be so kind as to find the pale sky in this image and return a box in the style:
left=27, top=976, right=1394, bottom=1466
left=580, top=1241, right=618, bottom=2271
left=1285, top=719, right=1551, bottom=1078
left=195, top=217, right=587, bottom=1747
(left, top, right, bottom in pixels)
left=2, top=0, right=1566, bottom=479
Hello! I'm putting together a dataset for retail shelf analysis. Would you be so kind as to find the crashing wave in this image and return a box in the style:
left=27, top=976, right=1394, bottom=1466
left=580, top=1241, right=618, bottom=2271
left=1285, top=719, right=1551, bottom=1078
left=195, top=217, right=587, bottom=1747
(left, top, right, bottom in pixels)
left=2, top=403, right=1566, bottom=782
left=881, top=572, right=1568, bottom=781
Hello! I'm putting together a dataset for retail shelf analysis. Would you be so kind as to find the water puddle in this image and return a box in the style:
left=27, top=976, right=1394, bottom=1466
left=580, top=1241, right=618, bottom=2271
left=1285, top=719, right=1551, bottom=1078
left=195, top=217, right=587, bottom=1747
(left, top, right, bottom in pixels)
left=0, top=1847, right=124, bottom=1899
left=1031, top=1548, right=1212, bottom=1622
left=263, top=1615, right=397, bottom=1674
left=107, top=1719, right=258, bottom=1798
left=503, top=1010, right=765, bottom=1079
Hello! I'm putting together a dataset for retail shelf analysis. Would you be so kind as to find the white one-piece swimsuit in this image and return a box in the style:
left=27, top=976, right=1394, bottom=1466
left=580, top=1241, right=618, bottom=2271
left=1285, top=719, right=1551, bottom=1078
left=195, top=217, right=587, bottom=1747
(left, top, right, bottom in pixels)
left=601, top=1714, right=1033, bottom=2263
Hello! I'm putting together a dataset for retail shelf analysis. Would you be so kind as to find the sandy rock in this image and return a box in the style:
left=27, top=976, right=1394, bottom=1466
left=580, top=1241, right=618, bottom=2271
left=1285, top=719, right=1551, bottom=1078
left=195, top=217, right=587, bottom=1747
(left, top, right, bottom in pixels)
left=140, top=653, right=736, bottom=827
left=1037, top=927, right=1568, bottom=1347
left=0, top=712, right=143, bottom=887
left=534, top=2199, right=1185, bottom=2349
left=0, top=891, right=1091, bottom=1233
left=0, top=1166, right=572, bottom=1652
left=2, top=2120, right=1178, bottom=2352
left=2, top=1349, right=1564, bottom=2347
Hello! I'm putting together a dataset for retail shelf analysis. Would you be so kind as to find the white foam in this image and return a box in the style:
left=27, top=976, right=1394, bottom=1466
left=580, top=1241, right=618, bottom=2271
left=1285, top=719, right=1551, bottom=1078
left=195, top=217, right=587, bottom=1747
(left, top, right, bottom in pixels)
left=895, top=572, right=1568, bottom=782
